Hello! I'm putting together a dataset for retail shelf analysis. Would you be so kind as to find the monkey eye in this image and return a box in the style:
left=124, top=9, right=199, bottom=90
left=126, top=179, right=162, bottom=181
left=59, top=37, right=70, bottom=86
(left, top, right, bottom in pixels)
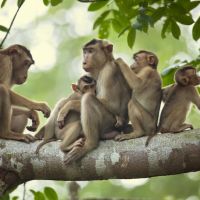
left=24, top=60, right=31, bottom=67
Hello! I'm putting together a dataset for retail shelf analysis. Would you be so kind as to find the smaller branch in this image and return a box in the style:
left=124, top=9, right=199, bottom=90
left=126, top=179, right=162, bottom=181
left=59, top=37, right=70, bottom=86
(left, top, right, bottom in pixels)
left=0, top=1, right=25, bottom=48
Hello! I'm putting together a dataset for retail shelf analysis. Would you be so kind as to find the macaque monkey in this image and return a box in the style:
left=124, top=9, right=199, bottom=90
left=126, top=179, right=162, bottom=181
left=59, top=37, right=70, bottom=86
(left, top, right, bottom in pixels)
left=36, top=75, right=96, bottom=153
left=0, top=44, right=51, bottom=143
left=64, top=39, right=131, bottom=164
left=114, top=51, right=162, bottom=146
left=36, top=75, right=122, bottom=153
left=159, top=66, right=200, bottom=133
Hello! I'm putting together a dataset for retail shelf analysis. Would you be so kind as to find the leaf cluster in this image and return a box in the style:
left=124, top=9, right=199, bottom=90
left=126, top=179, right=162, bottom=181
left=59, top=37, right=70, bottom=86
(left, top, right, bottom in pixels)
left=85, top=0, right=199, bottom=48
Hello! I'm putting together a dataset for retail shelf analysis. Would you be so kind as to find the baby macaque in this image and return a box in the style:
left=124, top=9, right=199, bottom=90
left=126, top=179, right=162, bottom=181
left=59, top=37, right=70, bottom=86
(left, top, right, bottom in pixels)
left=36, top=75, right=121, bottom=153
left=57, top=76, right=124, bottom=131
left=159, top=66, right=200, bottom=133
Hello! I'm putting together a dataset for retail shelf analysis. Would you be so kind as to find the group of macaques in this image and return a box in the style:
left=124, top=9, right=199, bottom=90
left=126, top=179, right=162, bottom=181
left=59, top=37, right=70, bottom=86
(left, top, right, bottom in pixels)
left=0, top=39, right=200, bottom=164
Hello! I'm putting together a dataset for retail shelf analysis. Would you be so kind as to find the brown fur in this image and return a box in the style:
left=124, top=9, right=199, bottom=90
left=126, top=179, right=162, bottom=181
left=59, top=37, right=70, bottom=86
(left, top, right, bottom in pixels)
left=64, top=39, right=131, bottom=164
left=159, top=66, right=200, bottom=133
left=114, top=51, right=162, bottom=146
left=0, top=44, right=50, bottom=143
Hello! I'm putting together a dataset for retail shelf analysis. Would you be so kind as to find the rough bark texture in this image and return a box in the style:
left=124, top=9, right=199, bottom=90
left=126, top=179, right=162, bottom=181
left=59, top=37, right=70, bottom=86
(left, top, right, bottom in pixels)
left=1, top=129, right=200, bottom=195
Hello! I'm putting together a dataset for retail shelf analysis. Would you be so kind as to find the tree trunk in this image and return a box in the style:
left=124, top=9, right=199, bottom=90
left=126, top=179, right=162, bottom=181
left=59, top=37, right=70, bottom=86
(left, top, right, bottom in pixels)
left=1, top=129, right=200, bottom=196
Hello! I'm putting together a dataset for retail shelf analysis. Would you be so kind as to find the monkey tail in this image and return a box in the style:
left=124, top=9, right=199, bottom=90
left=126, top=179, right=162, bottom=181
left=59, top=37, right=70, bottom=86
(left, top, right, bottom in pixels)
left=35, top=138, right=56, bottom=154
left=145, top=135, right=155, bottom=147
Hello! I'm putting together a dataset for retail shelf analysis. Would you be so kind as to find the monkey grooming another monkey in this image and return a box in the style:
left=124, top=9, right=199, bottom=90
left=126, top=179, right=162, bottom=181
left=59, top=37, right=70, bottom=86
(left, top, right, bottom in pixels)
left=64, top=39, right=131, bottom=164
left=159, top=66, right=200, bottom=133
left=114, top=51, right=162, bottom=145
left=0, top=44, right=51, bottom=143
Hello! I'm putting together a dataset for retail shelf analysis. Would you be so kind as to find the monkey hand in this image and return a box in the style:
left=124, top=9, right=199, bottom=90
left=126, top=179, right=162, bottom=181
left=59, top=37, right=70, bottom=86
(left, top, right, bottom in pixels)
left=26, top=110, right=40, bottom=132
left=115, top=133, right=134, bottom=142
left=37, top=103, right=51, bottom=118
left=115, top=58, right=125, bottom=67
left=57, top=112, right=66, bottom=129
left=57, top=118, right=65, bottom=129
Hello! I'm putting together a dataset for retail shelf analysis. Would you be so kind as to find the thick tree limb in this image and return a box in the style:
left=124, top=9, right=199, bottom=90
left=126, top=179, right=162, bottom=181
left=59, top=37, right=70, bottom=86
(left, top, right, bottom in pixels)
left=1, top=129, right=200, bottom=195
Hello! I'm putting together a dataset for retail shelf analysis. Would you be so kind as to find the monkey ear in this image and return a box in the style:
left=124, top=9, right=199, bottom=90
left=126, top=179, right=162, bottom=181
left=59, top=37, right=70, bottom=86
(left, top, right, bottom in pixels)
left=148, top=55, right=156, bottom=66
left=71, top=84, right=79, bottom=92
left=9, top=48, right=19, bottom=55
left=106, top=44, right=113, bottom=53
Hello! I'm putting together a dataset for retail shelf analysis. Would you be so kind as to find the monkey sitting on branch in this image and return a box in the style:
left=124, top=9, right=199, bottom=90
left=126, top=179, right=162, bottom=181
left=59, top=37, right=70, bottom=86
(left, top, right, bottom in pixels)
left=36, top=75, right=123, bottom=154
left=159, top=66, right=200, bottom=133
left=114, top=51, right=162, bottom=145
left=64, top=39, right=131, bottom=164
left=0, top=44, right=51, bottom=143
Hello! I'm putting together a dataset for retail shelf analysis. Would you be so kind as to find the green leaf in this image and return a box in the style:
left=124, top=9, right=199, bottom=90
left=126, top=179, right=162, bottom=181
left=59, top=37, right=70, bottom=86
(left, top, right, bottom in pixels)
left=0, top=25, right=8, bottom=32
left=93, top=10, right=110, bottom=30
left=50, top=0, right=63, bottom=6
left=17, top=0, right=25, bottom=7
left=174, top=14, right=194, bottom=25
left=118, top=25, right=129, bottom=37
left=1, top=0, right=7, bottom=8
left=44, top=187, right=58, bottom=200
left=192, top=17, right=200, bottom=41
left=171, top=20, right=180, bottom=39
left=0, top=193, right=10, bottom=200
left=151, top=7, right=166, bottom=23
left=88, top=1, right=108, bottom=12
left=12, top=197, right=19, bottom=200
left=43, top=0, right=49, bottom=6
left=161, top=18, right=171, bottom=38
left=169, top=3, right=186, bottom=15
left=98, top=19, right=110, bottom=38
left=111, top=19, right=122, bottom=33
left=127, top=27, right=136, bottom=48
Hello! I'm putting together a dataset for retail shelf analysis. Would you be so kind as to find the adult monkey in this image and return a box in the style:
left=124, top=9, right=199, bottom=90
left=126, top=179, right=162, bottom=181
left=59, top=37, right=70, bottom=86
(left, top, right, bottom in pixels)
left=64, top=39, right=131, bottom=164
left=0, top=44, right=51, bottom=142
left=115, top=51, right=162, bottom=145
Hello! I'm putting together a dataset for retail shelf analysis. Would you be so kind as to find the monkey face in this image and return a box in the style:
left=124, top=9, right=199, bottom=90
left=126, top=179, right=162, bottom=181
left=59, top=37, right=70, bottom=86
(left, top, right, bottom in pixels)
left=12, top=58, right=32, bottom=84
left=82, top=43, right=108, bottom=72
left=132, top=52, right=148, bottom=68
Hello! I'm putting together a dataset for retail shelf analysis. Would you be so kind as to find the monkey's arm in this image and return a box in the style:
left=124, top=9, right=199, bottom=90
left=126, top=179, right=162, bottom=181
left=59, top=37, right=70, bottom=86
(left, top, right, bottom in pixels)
left=12, top=107, right=40, bottom=132
left=162, top=85, right=174, bottom=102
left=116, top=58, right=152, bottom=90
left=57, top=100, right=80, bottom=129
left=191, top=87, right=200, bottom=109
left=10, top=90, right=50, bottom=118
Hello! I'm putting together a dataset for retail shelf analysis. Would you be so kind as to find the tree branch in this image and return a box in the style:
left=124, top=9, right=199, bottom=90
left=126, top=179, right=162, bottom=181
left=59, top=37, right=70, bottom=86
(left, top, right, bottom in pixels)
left=1, top=129, right=200, bottom=196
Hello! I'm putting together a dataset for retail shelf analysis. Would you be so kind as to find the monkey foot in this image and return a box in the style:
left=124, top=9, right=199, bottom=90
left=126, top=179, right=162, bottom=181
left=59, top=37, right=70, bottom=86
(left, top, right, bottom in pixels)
left=1, top=132, right=35, bottom=143
left=115, top=133, right=141, bottom=141
left=64, top=146, right=82, bottom=165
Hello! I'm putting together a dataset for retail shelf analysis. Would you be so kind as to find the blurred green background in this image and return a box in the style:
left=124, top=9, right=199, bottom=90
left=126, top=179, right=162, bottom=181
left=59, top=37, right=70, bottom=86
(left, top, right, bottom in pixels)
left=0, top=0, right=200, bottom=199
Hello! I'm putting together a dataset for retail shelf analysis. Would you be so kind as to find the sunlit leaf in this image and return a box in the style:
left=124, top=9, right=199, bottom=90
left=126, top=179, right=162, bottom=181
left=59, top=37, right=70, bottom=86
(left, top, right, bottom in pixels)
left=93, top=10, right=110, bottom=30
left=98, top=19, right=110, bottom=38
left=50, top=0, right=63, bottom=6
left=118, top=25, right=129, bottom=37
left=171, top=20, right=180, bottom=39
left=12, top=197, right=19, bottom=200
left=1, top=0, right=7, bottom=8
left=17, top=0, right=25, bottom=7
left=0, top=25, right=8, bottom=32
left=127, top=27, right=136, bottom=48
left=111, top=19, right=122, bottom=33
left=161, top=18, right=171, bottom=38
left=88, top=1, right=108, bottom=11
left=43, top=0, right=49, bottom=6
left=44, top=187, right=58, bottom=200
left=192, top=17, right=200, bottom=41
